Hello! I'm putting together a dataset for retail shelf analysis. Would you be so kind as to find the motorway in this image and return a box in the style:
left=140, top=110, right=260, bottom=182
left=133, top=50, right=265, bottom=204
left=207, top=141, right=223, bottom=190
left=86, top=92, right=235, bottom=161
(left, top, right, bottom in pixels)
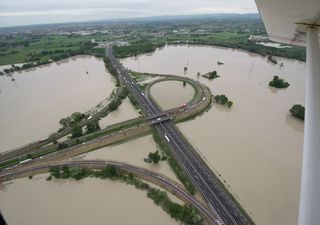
left=107, top=46, right=252, bottom=225
left=0, top=160, right=217, bottom=225
left=0, top=73, right=208, bottom=167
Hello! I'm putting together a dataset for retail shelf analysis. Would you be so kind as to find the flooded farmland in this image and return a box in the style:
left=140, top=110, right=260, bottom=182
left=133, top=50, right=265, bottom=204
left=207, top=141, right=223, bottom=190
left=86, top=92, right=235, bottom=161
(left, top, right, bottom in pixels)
left=0, top=54, right=182, bottom=225
left=121, top=45, right=305, bottom=225
left=0, top=175, right=179, bottom=225
left=99, top=97, right=140, bottom=128
left=150, top=80, right=194, bottom=110
left=0, top=56, right=114, bottom=152
left=81, top=135, right=180, bottom=183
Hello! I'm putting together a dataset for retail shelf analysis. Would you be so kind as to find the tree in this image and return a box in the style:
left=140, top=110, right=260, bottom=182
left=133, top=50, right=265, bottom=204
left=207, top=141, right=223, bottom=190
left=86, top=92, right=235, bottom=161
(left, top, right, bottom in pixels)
left=61, top=166, right=70, bottom=178
left=71, top=124, right=83, bottom=138
left=202, top=70, right=220, bottom=80
left=290, top=104, right=305, bottom=120
left=269, top=75, right=290, bottom=88
left=100, top=165, right=119, bottom=178
left=69, top=167, right=88, bottom=180
left=59, top=118, right=68, bottom=128
left=214, top=94, right=233, bottom=108
left=147, top=151, right=161, bottom=164
left=214, top=95, right=228, bottom=104
left=49, top=166, right=61, bottom=178
left=86, top=120, right=100, bottom=134
left=71, top=112, right=85, bottom=123
left=58, top=143, right=68, bottom=149
left=227, top=101, right=233, bottom=108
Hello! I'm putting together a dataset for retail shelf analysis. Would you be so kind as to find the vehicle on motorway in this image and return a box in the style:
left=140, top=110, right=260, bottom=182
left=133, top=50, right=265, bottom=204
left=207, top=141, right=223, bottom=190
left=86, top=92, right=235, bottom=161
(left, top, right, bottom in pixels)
left=164, top=134, right=170, bottom=142
left=19, top=158, right=32, bottom=164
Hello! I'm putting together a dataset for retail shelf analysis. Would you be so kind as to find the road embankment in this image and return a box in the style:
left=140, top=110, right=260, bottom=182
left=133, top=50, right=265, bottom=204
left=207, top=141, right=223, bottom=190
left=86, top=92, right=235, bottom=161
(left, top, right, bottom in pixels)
left=0, top=160, right=218, bottom=225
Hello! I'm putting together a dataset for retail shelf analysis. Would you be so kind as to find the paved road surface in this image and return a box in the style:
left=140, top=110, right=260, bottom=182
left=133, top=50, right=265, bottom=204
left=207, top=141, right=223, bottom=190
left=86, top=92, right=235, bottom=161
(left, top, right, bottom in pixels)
left=107, top=47, right=252, bottom=225
left=0, top=160, right=218, bottom=225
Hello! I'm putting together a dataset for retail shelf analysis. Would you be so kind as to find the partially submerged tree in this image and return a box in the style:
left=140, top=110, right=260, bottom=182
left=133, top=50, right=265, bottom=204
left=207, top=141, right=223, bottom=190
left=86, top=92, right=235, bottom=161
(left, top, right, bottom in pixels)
left=290, top=104, right=305, bottom=120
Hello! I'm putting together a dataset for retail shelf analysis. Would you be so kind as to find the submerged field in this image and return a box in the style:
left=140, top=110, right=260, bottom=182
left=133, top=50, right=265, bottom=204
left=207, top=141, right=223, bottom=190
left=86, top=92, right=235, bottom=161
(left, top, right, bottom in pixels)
left=0, top=56, right=113, bottom=152
left=121, top=44, right=305, bottom=225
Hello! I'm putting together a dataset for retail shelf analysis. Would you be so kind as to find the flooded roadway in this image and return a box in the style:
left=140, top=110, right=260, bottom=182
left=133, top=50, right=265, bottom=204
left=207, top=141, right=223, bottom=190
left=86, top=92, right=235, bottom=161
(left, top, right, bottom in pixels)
left=0, top=56, right=114, bottom=152
left=0, top=175, right=178, bottom=225
left=0, top=55, right=182, bottom=225
left=121, top=45, right=305, bottom=225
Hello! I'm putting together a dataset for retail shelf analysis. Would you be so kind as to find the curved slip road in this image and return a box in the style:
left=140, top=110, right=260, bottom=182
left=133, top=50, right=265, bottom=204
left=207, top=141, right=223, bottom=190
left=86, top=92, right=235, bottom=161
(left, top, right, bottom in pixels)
left=0, top=160, right=218, bottom=225
left=107, top=46, right=252, bottom=225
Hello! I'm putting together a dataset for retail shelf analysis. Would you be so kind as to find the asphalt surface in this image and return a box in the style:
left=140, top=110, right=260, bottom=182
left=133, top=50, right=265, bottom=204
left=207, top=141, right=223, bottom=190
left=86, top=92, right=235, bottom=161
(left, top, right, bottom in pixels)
left=0, top=160, right=217, bottom=224
left=107, top=46, right=252, bottom=225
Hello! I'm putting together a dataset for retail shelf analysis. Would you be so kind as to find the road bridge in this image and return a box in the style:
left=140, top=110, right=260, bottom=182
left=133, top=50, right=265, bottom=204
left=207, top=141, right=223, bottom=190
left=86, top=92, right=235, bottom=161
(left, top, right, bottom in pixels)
left=106, top=46, right=252, bottom=225
left=148, top=116, right=171, bottom=125
left=0, top=160, right=219, bottom=225
left=146, top=112, right=168, bottom=120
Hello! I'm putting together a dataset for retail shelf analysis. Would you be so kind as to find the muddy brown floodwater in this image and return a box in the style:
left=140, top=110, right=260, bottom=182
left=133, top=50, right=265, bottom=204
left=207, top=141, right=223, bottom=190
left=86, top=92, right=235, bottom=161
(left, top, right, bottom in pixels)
left=150, top=80, right=195, bottom=110
left=0, top=56, right=182, bottom=225
left=0, top=56, right=114, bottom=152
left=99, top=98, right=140, bottom=128
left=121, top=45, right=305, bottom=225
left=0, top=175, right=179, bottom=225
left=81, top=134, right=180, bottom=183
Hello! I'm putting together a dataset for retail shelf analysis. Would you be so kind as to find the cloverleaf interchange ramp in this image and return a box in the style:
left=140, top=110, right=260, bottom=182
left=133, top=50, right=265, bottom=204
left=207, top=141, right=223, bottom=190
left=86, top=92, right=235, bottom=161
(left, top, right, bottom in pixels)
left=0, top=160, right=217, bottom=225
left=0, top=45, right=253, bottom=225
left=0, top=75, right=210, bottom=167
left=106, top=46, right=253, bottom=225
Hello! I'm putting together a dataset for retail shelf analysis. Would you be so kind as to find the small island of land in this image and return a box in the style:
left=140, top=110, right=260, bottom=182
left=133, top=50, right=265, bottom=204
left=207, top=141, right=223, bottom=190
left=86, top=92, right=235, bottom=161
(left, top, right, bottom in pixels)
left=144, top=150, right=167, bottom=164
left=213, top=95, right=233, bottom=108
left=269, top=75, right=290, bottom=88
left=217, top=61, right=224, bottom=65
left=202, top=71, right=220, bottom=80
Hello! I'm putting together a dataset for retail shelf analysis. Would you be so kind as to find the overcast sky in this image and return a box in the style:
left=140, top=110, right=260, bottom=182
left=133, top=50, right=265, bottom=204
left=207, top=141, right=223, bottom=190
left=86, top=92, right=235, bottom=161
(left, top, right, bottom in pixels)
left=0, top=0, right=258, bottom=27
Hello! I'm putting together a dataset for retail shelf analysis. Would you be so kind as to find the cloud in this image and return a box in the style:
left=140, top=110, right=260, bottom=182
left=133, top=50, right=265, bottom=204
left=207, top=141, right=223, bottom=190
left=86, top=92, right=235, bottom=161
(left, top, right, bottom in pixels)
left=0, top=8, right=144, bottom=17
left=178, top=7, right=257, bottom=15
left=0, top=0, right=258, bottom=27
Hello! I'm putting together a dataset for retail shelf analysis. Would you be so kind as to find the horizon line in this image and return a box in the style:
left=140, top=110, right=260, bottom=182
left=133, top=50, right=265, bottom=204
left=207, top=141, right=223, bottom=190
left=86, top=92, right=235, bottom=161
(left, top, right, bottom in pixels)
left=0, top=12, right=260, bottom=29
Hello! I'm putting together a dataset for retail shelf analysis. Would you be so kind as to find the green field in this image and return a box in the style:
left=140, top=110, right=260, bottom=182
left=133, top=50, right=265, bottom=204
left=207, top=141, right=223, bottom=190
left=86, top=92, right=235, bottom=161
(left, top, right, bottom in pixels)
left=0, top=34, right=114, bottom=65
left=0, top=15, right=306, bottom=66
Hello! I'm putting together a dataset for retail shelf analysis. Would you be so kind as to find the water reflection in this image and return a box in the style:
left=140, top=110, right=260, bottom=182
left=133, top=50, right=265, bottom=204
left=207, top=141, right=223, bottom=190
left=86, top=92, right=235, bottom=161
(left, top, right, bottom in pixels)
left=213, top=103, right=232, bottom=113
left=268, top=86, right=279, bottom=94
left=285, top=114, right=304, bottom=133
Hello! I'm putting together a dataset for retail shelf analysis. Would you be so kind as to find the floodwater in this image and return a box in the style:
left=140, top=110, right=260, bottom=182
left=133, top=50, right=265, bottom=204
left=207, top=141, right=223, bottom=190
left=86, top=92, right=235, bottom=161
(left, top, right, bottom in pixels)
left=121, top=45, right=305, bottom=225
left=99, top=97, right=140, bottom=128
left=150, top=80, right=194, bottom=110
left=0, top=56, right=114, bottom=152
left=81, top=135, right=180, bottom=183
left=0, top=175, right=178, bottom=225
